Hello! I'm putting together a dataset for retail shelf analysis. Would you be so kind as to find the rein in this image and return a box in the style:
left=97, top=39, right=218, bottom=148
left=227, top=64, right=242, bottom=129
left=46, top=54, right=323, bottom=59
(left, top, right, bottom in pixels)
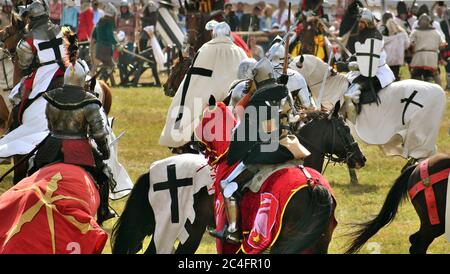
left=298, top=115, right=357, bottom=173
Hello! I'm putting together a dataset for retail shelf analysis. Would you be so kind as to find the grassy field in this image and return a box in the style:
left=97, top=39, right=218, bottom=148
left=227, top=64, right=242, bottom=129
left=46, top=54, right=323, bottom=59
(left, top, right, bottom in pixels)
left=0, top=83, right=449, bottom=254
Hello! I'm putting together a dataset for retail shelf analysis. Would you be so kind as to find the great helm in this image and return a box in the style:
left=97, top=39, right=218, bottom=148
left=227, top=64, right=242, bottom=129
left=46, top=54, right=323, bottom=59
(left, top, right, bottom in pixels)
left=18, top=0, right=50, bottom=19
left=252, top=57, right=276, bottom=87
left=359, top=8, right=375, bottom=26
left=212, top=22, right=231, bottom=38
left=237, top=58, right=257, bottom=79
left=267, top=42, right=285, bottom=67
left=64, top=60, right=88, bottom=87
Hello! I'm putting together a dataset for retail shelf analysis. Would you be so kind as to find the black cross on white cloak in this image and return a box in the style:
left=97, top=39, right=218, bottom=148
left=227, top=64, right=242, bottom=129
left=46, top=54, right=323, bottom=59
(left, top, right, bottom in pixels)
left=400, top=90, right=423, bottom=125
left=38, top=37, right=63, bottom=60
left=174, top=52, right=213, bottom=129
left=153, top=164, right=193, bottom=223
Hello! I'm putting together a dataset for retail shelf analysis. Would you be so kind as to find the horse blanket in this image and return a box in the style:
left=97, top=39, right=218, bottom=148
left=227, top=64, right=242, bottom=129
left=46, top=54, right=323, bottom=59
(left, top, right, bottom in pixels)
left=213, top=165, right=333, bottom=254
left=0, top=163, right=107, bottom=254
left=159, top=36, right=247, bottom=148
left=354, top=80, right=445, bottom=159
left=290, top=55, right=446, bottom=159
left=148, top=153, right=214, bottom=253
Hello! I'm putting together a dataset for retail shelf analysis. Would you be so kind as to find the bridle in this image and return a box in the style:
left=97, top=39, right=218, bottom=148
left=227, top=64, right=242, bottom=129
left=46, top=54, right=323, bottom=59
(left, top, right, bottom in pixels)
left=186, top=12, right=204, bottom=51
left=297, top=114, right=359, bottom=173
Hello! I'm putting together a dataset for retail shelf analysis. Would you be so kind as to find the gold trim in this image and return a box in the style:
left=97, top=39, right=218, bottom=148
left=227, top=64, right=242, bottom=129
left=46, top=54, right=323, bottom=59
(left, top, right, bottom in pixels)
left=3, top=172, right=95, bottom=253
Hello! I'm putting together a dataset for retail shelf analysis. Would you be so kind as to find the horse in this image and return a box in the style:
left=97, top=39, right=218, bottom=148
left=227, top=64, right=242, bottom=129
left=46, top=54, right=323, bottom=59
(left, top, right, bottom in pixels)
left=291, top=54, right=446, bottom=171
left=110, top=101, right=366, bottom=254
left=163, top=4, right=212, bottom=97
left=345, top=153, right=450, bottom=254
left=0, top=162, right=108, bottom=254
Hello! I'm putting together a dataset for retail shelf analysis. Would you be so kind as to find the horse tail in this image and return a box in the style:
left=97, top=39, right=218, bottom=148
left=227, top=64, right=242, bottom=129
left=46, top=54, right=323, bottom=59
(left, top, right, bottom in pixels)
left=111, top=172, right=155, bottom=254
left=271, top=184, right=333, bottom=254
left=99, top=80, right=112, bottom=115
left=345, top=164, right=416, bottom=254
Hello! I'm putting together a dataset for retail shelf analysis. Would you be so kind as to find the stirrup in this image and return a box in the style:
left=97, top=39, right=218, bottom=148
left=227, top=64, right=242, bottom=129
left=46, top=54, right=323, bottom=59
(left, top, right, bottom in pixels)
left=207, top=225, right=242, bottom=244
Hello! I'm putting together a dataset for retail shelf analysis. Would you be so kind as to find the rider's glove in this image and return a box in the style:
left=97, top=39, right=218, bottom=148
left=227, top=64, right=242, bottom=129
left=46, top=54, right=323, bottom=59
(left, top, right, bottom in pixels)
left=277, top=74, right=289, bottom=85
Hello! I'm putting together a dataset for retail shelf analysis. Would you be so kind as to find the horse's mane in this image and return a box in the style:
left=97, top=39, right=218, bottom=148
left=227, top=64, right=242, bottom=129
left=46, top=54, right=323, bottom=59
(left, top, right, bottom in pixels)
left=300, top=108, right=330, bottom=122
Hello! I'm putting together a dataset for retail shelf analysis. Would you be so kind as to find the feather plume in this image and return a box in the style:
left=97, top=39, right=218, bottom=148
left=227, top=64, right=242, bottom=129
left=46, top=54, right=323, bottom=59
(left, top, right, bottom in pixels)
left=62, top=26, right=78, bottom=68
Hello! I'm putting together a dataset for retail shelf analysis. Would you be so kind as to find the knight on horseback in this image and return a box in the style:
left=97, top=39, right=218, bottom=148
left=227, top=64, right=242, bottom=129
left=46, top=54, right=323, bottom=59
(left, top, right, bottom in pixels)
left=207, top=57, right=310, bottom=243
left=267, top=40, right=314, bottom=110
left=10, top=0, right=65, bottom=128
left=30, top=30, right=116, bottom=225
left=338, top=7, right=395, bottom=123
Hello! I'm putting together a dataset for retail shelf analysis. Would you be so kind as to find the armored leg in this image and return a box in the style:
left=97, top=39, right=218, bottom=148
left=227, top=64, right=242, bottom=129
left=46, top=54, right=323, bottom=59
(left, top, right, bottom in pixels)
left=208, top=194, right=242, bottom=244
left=343, top=83, right=361, bottom=124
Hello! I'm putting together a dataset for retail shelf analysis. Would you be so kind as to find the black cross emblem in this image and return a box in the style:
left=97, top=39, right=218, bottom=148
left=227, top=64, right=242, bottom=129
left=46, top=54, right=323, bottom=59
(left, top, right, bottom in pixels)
left=355, top=39, right=380, bottom=77
left=153, top=164, right=193, bottom=223
left=174, top=52, right=213, bottom=129
left=400, top=90, right=423, bottom=125
left=38, top=37, right=64, bottom=60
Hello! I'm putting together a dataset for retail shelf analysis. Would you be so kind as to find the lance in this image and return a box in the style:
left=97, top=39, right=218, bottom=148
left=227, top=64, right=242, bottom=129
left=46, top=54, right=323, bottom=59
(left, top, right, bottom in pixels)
left=283, top=2, right=292, bottom=74
left=109, top=131, right=126, bottom=147
left=119, top=45, right=154, bottom=63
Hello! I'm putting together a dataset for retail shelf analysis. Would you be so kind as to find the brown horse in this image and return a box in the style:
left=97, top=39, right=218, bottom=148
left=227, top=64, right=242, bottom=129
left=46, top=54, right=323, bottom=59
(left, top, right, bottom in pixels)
left=346, top=153, right=450, bottom=254
left=0, top=14, right=25, bottom=133
left=163, top=3, right=213, bottom=97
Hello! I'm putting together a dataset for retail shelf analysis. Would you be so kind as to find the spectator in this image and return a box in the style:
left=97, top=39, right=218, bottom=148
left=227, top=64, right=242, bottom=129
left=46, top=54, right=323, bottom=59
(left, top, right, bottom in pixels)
left=410, top=14, right=446, bottom=82
left=432, top=1, right=446, bottom=22
left=49, top=0, right=62, bottom=25
left=235, top=2, right=245, bottom=24
left=116, top=0, right=137, bottom=86
left=248, top=35, right=264, bottom=60
left=224, top=3, right=238, bottom=31
left=141, top=0, right=158, bottom=28
left=393, top=1, right=416, bottom=34
left=91, top=3, right=117, bottom=70
left=248, top=6, right=261, bottom=31
left=78, top=0, right=94, bottom=42
left=273, top=0, right=294, bottom=31
left=61, top=0, right=80, bottom=32
left=412, top=4, right=445, bottom=40
left=92, top=0, right=104, bottom=26
left=382, top=17, right=410, bottom=81
left=260, top=4, right=274, bottom=31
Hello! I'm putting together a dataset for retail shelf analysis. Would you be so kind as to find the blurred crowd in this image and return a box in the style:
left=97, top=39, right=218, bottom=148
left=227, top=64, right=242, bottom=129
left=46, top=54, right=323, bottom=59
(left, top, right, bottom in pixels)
left=1, top=0, right=447, bottom=88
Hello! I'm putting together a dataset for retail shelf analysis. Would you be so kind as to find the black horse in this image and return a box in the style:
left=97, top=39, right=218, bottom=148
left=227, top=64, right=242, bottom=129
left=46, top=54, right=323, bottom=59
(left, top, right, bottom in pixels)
left=111, top=104, right=366, bottom=254
left=346, top=153, right=450, bottom=254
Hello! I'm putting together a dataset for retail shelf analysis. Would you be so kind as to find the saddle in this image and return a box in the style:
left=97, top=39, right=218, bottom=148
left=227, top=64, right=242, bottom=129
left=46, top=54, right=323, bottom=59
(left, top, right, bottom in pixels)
left=408, top=159, right=450, bottom=225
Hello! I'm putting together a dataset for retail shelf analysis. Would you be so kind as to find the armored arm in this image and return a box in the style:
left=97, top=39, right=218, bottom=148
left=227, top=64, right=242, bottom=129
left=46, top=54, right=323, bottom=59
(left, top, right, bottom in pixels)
left=16, top=39, right=35, bottom=75
left=84, top=103, right=110, bottom=160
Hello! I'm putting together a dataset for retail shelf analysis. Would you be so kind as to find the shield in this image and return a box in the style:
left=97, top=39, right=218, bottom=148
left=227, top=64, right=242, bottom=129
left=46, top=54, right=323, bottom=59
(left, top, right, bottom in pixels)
left=355, top=38, right=382, bottom=78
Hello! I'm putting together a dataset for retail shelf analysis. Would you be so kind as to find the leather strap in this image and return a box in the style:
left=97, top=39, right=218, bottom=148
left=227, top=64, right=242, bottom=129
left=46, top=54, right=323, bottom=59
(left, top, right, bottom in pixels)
left=408, top=159, right=450, bottom=225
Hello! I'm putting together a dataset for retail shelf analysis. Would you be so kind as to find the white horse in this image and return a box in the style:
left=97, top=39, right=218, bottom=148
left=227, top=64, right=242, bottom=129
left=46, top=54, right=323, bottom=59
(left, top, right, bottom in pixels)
left=290, top=54, right=446, bottom=168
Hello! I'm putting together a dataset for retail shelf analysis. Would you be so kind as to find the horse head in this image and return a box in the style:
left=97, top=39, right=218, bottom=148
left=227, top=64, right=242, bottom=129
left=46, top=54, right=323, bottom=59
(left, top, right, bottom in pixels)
left=194, top=95, right=237, bottom=165
left=298, top=101, right=366, bottom=169
left=163, top=51, right=192, bottom=97
left=0, top=12, right=25, bottom=55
